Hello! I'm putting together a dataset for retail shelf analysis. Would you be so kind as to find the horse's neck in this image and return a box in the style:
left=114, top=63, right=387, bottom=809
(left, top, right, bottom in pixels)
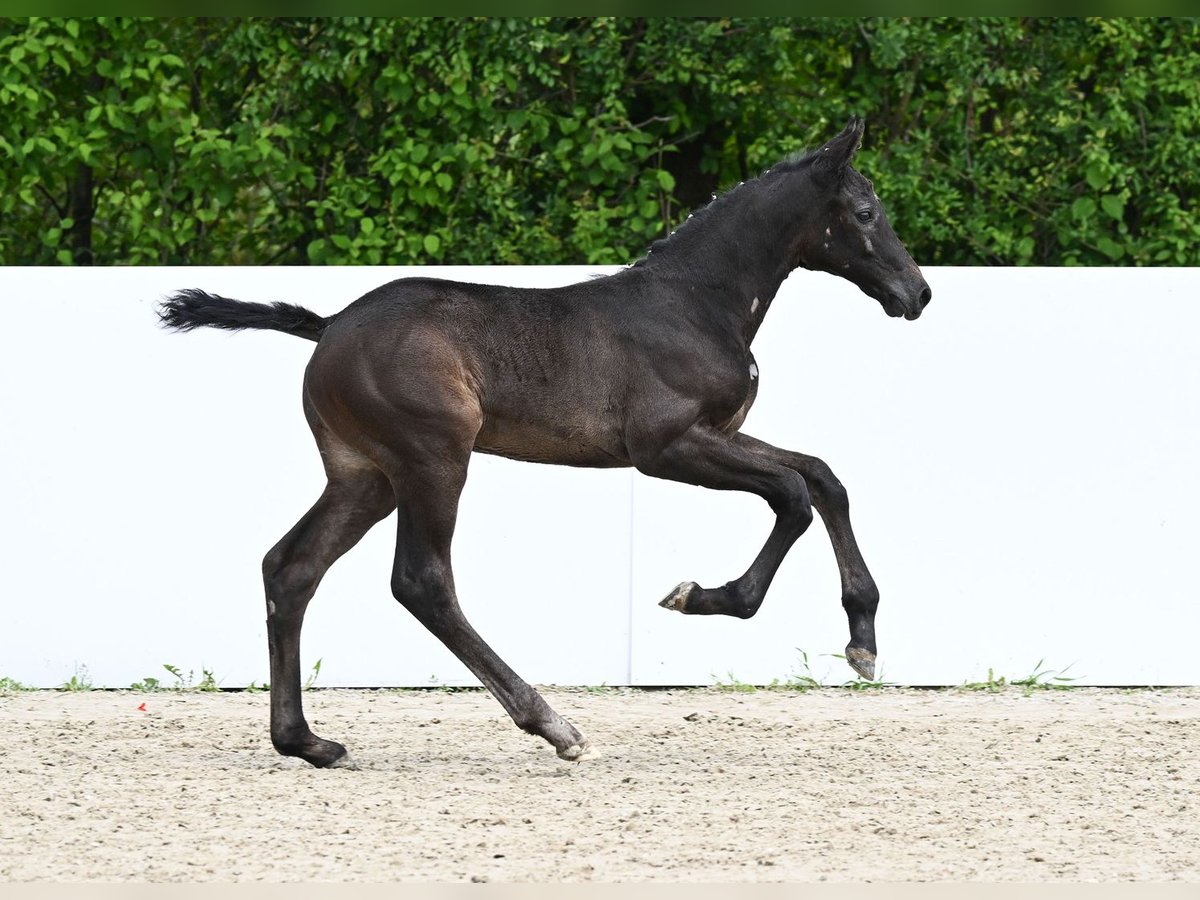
left=628, top=175, right=807, bottom=350
left=664, top=237, right=793, bottom=350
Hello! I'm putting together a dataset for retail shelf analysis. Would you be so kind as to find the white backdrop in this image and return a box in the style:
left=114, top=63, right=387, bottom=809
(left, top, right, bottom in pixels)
left=2, top=265, right=1197, bottom=687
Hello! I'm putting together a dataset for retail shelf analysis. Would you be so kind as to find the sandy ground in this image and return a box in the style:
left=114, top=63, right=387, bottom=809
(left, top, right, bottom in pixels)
left=1, top=686, right=1197, bottom=882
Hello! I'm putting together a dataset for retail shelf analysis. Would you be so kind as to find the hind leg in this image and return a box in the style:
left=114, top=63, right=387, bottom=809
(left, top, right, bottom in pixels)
left=384, top=451, right=594, bottom=761
left=263, top=460, right=394, bottom=768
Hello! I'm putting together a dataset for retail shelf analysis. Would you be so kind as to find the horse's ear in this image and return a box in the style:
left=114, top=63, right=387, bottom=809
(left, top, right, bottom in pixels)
left=812, top=117, right=865, bottom=183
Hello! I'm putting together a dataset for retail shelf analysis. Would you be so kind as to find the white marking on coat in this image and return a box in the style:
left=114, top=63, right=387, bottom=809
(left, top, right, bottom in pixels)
left=864, top=236, right=874, bottom=254
left=750, top=296, right=759, bottom=315
left=749, top=363, right=759, bottom=379
left=824, top=227, right=831, bottom=237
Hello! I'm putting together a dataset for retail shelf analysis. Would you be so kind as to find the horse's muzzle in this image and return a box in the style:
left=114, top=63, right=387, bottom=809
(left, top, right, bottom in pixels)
left=896, top=282, right=932, bottom=320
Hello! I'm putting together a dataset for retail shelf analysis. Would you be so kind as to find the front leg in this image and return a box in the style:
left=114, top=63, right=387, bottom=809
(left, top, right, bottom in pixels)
left=734, top=433, right=880, bottom=680
left=631, top=422, right=814, bottom=619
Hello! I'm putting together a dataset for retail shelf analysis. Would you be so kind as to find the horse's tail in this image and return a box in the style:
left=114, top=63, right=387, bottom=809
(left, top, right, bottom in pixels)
left=156, top=289, right=333, bottom=342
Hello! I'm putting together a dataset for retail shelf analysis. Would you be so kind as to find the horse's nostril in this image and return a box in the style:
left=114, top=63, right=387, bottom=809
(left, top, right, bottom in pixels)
left=919, top=286, right=932, bottom=308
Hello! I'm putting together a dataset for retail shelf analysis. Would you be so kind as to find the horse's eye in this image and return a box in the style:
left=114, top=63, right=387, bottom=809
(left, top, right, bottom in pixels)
left=855, top=209, right=873, bottom=223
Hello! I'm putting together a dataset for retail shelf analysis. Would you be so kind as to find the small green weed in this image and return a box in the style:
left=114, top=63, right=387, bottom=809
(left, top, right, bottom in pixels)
left=781, top=649, right=823, bottom=691
left=303, top=658, right=322, bottom=690
left=827, top=653, right=895, bottom=690
left=1011, top=659, right=1078, bottom=693
left=162, top=663, right=188, bottom=689
left=197, top=668, right=220, bottom=692
left=712, top=671, right=757, bottom=692
left=961, top=660, right=1079, bottom=694
left=961, top=668, right=1009, bottom=693
left=0, top=675, right=32, bottom=692
left=128, top=676, right=162, bottom=691
left=161, top=664, right=222, bottom=691
left=60, top=664, right=93, bottom=691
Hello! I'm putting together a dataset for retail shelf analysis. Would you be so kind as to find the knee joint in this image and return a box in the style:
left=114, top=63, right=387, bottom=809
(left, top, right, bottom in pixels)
left=842, top=581, right=880, bottom=616
left=806, top=460, right=848, bottom=511
left=771, top=470, right=813, bottom=527
left=262, top=551, right=319, bottom=615
left=390, top=566, right=452, bottom=626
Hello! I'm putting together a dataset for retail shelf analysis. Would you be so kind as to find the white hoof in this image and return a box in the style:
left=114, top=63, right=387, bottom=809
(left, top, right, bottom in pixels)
left=326, top=751, right=359, bottom=770
left=660, top=581, right=698, bottom=612
left=558, top=742, right=601, bottom=762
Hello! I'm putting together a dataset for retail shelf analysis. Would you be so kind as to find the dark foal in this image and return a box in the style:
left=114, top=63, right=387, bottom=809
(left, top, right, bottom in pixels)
left=159, top=118, right=930, bottom=768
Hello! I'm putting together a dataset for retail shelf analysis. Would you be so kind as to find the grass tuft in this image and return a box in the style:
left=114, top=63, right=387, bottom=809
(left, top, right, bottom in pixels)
left=59, top=664, right=93, bottom=691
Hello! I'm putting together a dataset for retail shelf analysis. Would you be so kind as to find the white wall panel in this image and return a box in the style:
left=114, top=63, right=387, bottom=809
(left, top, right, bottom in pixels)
left=1, top=266, right=1196, bottom=687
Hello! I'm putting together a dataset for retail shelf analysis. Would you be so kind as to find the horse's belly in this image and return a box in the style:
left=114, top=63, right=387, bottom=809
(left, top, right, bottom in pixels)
left=473, top=417, right=630, bottom=468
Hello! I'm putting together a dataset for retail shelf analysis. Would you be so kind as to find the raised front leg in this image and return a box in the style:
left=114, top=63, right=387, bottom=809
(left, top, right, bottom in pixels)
left=734, top=433, right=880, bottom=680
left=631, top=422, right=814, bottom=619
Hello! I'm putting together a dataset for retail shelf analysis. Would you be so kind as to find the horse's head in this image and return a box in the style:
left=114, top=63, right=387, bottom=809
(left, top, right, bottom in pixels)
left=801, top=118, right=931, bottom=320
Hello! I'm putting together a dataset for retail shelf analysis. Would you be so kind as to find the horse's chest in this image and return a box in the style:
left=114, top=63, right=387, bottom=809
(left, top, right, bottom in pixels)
left=715, top=355, right=760, bottom=435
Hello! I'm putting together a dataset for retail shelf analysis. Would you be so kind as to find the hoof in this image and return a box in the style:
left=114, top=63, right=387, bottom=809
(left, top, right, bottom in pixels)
left=558, top=741, right=601, bottom=762
left=660, top=581, right=699, bottom=612
left=324, top=751, right=358, bottom=770
left=845, top=646, right=876, bottom=681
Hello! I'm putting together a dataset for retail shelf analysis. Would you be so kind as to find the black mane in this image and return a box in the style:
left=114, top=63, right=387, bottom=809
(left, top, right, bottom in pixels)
left=630, top=151, right=819, bottom=271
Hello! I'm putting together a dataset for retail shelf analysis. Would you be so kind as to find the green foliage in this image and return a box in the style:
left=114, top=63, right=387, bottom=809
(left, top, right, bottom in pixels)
left=1010, top=659, right=1078, bottom=692
left=712, top=671, right=758, bottom=692
left=162, top=663, right=221, bottom=691
left=1, top=17, right=1197, bottom=266
left=781, top=648, right=823, bottom=691
left=962, top=660, right=1079, bottom=694
left=961, top=667, right=1010, bottom=693
left=828, top=652, right=896, bottom=689
left=303, top=657, right=322, bottom=691
left=59, top=664, right=93, bottom=691
left=0, top=675, right=32, bottom=692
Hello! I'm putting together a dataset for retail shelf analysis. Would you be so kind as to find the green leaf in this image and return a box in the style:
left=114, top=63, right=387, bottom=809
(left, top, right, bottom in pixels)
left=423, top=234, right=441, bottom=255
left=1085, top=162, right=1108, bottom=191
left=656, top=169, right=676, bottom=192
left=435, top=172, right=453, bottom=191
left=1070, top=197, right=1095, bottom=220
left=1097, top=237, right=1125, bottom=260
left=1100, top=195, right=1124, bottom=221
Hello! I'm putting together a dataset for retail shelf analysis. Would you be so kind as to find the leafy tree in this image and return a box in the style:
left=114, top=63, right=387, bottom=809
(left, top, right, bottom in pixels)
left=1, top=17, right=1196, bottom=267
